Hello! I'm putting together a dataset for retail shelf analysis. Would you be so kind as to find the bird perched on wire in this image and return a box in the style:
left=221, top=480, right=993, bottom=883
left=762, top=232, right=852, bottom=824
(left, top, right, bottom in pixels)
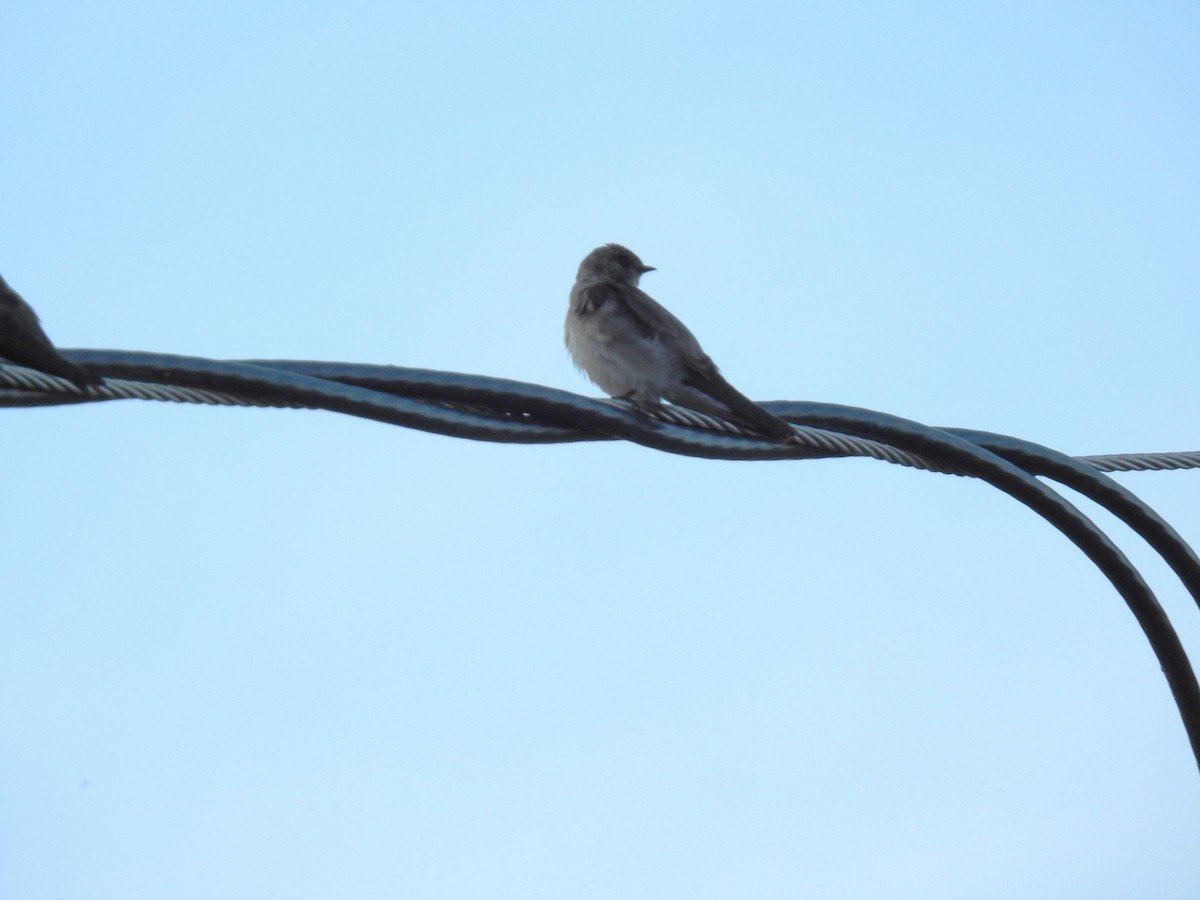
left=565, top=243, right=797, bottom=442
left=0, top=273, right=103, bottom=389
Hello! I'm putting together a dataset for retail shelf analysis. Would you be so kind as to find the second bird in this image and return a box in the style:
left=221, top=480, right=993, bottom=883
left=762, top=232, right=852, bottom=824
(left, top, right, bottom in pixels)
left=565, top=243, right=796, bottom=442
left=0, top=273, right=103, bottom=389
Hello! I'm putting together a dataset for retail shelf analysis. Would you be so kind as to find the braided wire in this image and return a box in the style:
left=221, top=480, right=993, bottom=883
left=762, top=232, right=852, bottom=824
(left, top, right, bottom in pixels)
left=0, top=364, right=299, bottom=408
left=1078, top=451, right=1200, bottom=473
left=2, top=358, right=1192, bottom=474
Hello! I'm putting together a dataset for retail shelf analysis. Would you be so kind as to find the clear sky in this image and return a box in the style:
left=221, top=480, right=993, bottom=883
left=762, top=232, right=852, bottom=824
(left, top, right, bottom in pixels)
left=3, top=3, right=1199, bottom=897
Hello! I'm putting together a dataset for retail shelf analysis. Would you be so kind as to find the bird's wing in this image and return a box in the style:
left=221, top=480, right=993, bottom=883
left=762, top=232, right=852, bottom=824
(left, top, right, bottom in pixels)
left=614, top=285, right=711, bottom=359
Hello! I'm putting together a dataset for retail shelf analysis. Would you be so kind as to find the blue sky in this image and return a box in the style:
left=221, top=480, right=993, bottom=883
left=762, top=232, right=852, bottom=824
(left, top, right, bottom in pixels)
left=3, top=3, right=1199, bottom=897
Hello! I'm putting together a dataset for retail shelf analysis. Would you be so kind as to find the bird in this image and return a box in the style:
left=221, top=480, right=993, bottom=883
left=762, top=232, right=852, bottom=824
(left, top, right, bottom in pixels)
left=565, top=243, right=796, bottom=442
left=0, top=273, right=103, bottom=389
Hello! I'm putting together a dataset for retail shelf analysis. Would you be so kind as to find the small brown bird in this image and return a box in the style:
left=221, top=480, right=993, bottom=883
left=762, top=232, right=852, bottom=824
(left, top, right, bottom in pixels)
left=0, top=273, right=102, bottom=389
left=565, top=243, right=796, bottom=442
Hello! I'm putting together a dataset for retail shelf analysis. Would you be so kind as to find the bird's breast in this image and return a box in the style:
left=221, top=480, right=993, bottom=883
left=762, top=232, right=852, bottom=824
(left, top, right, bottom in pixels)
left=566, top=304, right=678, bottom=401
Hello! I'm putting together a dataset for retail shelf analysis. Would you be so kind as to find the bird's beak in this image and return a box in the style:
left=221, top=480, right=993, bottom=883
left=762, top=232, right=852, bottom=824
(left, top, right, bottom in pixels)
left=640, top=265, right=656, bottom=274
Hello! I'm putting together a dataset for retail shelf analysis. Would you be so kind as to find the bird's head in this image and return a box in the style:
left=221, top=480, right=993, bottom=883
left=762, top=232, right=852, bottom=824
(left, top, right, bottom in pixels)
left=577, top=243, right=656, bottom=286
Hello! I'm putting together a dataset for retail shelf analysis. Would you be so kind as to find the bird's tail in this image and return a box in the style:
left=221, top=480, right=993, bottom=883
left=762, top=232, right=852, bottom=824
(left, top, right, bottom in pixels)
left=682, top=371, right=798, bottom=443
left=2, top=352, right=103, bottom=390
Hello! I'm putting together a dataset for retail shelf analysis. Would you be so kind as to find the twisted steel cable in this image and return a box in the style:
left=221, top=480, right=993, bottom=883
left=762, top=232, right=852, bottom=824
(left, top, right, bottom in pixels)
left=5, top=350, right=1200, bottom=773
left=4, top=355, right=1194, bottom=473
